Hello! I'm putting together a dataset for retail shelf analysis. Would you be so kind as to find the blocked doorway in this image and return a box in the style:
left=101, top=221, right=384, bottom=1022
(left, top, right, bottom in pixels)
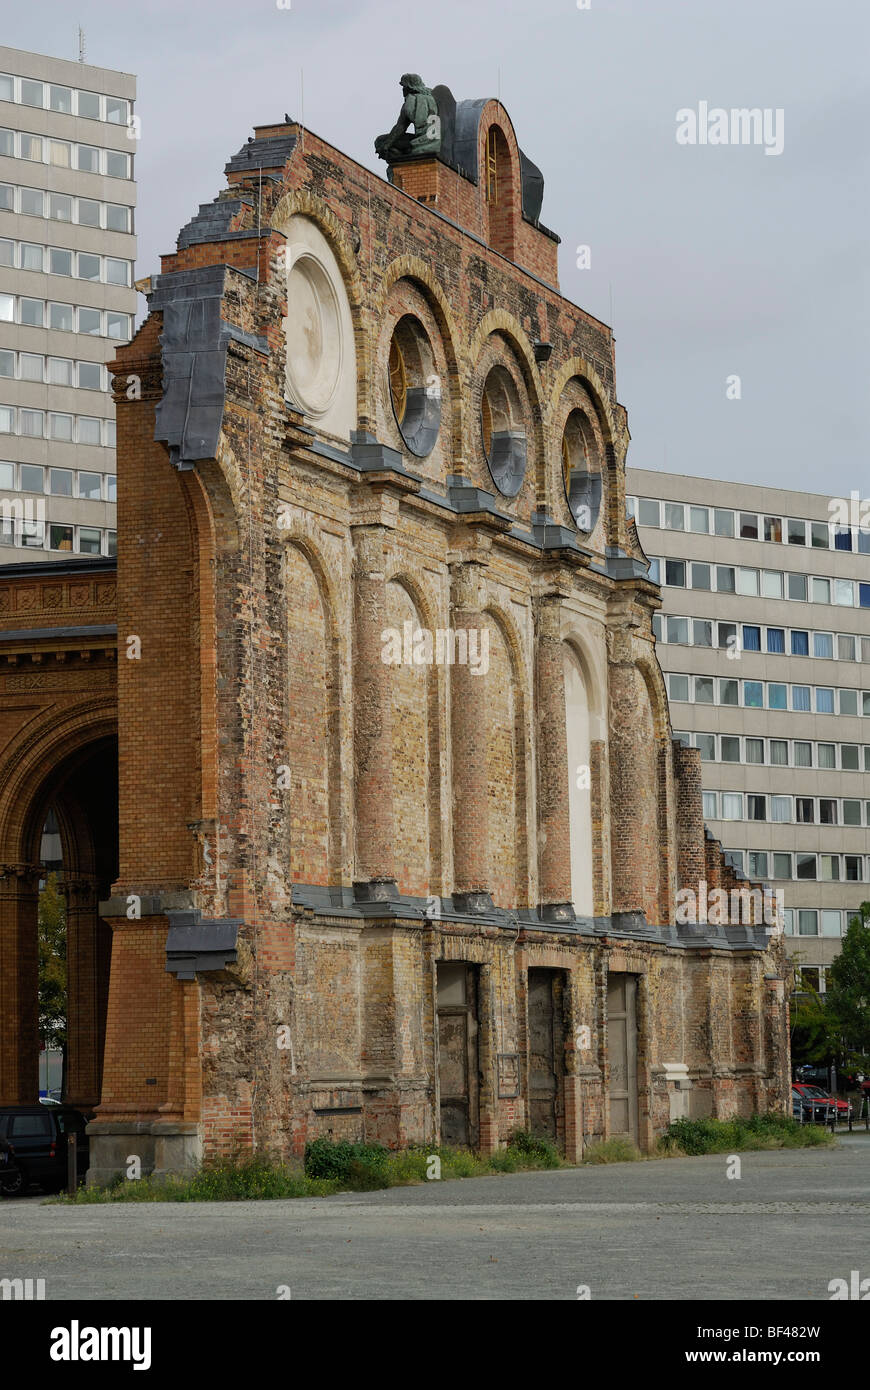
left=527, top=968, right=567, bottom=1146
left=436, top=961, right=479, bottom=1148
left=606, top=972, right=639, bottom=1141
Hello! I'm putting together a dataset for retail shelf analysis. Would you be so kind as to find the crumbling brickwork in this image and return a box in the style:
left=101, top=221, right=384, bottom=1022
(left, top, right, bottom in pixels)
left=77, top=93, right=789, bottom=1180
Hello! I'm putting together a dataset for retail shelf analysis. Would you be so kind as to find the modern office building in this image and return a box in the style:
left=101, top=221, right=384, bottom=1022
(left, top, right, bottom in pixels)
left=0, top=45, right=136, bottom=562
left=627, top=467, right=870, bottom=993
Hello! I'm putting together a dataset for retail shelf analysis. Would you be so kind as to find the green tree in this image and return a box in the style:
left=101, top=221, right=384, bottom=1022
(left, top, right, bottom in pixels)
left=825, top=902, right=870, bottom=1060
left=38, top=872, right=66, bottom=1052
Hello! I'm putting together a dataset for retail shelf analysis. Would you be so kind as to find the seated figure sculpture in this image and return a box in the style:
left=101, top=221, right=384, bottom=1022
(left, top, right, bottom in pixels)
left=375, top=74, right=441, bottom=165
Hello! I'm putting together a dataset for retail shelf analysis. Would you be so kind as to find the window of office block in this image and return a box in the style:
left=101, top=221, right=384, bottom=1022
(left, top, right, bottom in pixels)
left=78, top=199, right=100, bottom=227
left=813, top=632, right=833, bottom=660
left=820, top=855, right=839, bottom=881
left=714, top=508, right=735, bottom=537
left=764, top=516, right=783, bottom=542
left=78, top=527, right=102, bottom=555
left=811, top=577, right=830, bottom=604
left=748, top=852, right=768, bottom=878
left=691, top=562, right=711, bottom=590
left=77, top=362, right=102, bottom=391
left=770, top=796, right=791, bottom=822
left=792, top=685, right=811, bottom=712
left=742, top=625, right=761, bottom=652
left=810, top=522, right=829, bottom=548
left=106, top=204, right=130, bottom=232
left=106, top=151, right=129, bottom=178
left=697, top=734, right=716, bottom=761
left=48, top=303, right=73, bottom=331
left=48, top=415, right=73, bottom=443
left=721, top=794, right=742, bottom=820
left=819, top=799, right=837, bottom=825
left=843, top=800, right=862, bottom=826
left=106, top=98, right=128, bottom=124
left=49, top=193, right=72, bottom=222
left=770, top=740, right=788, bottom=766
left=49, top=524, right=73, bottom=551
left=816, top=688, right=834, bottom=714
left=668, top=674, right=689, bottom=701
left=817, top=743, right=836, bottom=769
left=796, top=854, right=817, bottom=880
left=664, top=502, right=684, bottom=530
left=820, top=912, right=842, bottom=938
left=767, top=627, right=785, bottom=654
left=768, top=684, right=787, bottom=710
left=796, top=798, right=814, bottom=824
left=20, top=298, right=43, bottom=326
left=838, top=634, right=856, bottom=661
left=715, top=565, right=735, bottom=593
left=798, top=912, right=819, bottom=937
left=77, top=145, right=99, bottom=173
left=773, top=854, right=792, bottom=879
left=841, top=744, right=860, bottom=770
left=721, top=736, right=740, bottom=762
left=761, top=570, right=783, bottom=599
left=745, top=738, right=764, bottom=764
left=666, top=617, right=688, bottom=644
left=637, top=499, right=659, bottom=526
left=719, top=679, right=739, bottom=705
left=651, top=613, right=662, bottom=641
left=834, top=527, right=852, bottom=551
left=20, top=464, right=43, bottom=492
left=744, top=682, right=763, bottom=708
left=78, top=308, right=102, bottom=336
left=78, top=90, right=101, bottom=119
left=718, top=622, right=737, bottom=650
left=78, top=417, right=101, bottom=445
left=702, top=792, right=717, bottom=819
left=861, top=584, right=870, bottom=609
left=49, top=85, right=72, bottom=113
left=689, top=506, right=709, bottom=533
left=694, top=676, right=714, bottom=704
left=736, top=567, right=759, bottom=596
left=839, top=689, right=858, bottom=716
left=740, top=512, right=758, bottom=539
left=835, top=579, right=855, bottom=607
left=693, top=619, right=713, bottom=647
left=845, top=856, right=863, bottom=881
left=790, top=630, right=809, bottom=656
left=107, top=312, right=130, bottom=340
left=788, top=573, right=807, bottom=601
left=647, top=558, right=660, bottom=583
left=665, top=559, right=685, bottom=587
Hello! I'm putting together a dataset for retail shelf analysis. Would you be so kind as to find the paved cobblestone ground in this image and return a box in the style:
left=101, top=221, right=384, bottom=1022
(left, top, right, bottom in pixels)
left=1, top=1140, right=867, bottom=1300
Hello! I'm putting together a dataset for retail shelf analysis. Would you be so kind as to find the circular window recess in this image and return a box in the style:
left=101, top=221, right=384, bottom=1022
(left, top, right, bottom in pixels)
left=285, top=253, right=342, bottom=417
left=481, top=365, right=526, bottom=497
left=388, top=316, right=441, bottom=457
left=561, top=409, right=601, bottom=532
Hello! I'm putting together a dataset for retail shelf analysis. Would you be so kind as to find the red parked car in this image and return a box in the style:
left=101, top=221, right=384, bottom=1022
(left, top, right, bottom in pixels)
left=792, top=1083, right=851, bottom=1120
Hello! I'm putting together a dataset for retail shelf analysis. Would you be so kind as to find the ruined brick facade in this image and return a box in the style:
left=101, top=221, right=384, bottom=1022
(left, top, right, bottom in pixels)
left=0, top=92, right=791, bottom=1179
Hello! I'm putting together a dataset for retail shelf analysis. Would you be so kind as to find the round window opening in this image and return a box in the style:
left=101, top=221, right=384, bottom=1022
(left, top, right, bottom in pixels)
left=561, top=409, right=601, bottom=532
left=285, top=253, right=342, bottom=417
left=388, top=316, right=441, bottom=457
left=480, top=365, right=526, bottom=497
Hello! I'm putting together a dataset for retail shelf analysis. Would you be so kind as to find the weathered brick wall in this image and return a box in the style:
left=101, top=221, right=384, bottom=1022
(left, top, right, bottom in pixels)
left=81, top=107, right=790, bottom=1173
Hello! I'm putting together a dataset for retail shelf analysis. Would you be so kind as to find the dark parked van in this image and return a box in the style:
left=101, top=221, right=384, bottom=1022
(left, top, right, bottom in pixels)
left=0, top=1105, right=89, bottom=1194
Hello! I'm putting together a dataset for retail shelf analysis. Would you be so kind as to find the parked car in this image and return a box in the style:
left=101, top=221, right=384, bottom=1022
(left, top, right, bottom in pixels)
left=792, top=1083, right=851, bottom=1120
left=0, top=1136, right=23, bottom=1196
left=791, top=1086, right=837, bottom=1124
left=794, top=1064, right=831, bottom=1088
left=0, top=1105, right=89, bottom=1194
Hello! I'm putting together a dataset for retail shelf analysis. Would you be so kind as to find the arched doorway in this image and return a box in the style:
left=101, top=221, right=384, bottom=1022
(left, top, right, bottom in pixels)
left=0, top=729, right=117, bottom=1110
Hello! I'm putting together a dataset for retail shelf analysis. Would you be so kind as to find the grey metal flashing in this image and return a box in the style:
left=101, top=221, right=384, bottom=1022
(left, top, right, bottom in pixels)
left=604, top=546, right=653, bottom=580
left=446, top=475, right=514, bottom=521
left=0, top=623, right=116, bottom=644
left=225, top=133, right=298, bottom=176
left=348, top=431, right=415, bottom=478
left=177, top=197, right=255, bottom=250
left=151, top=265, right=268, bottom=472
left=165, top=910, right=241, bottom=980
left=452, top=96, right=549, bottom=225
left=288, top=883, right=769, bottom=950
left=0, top=557, right=116, bottom=580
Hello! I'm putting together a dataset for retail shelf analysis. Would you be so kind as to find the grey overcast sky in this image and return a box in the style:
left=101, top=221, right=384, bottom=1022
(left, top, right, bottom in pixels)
left=7, top=0, right=868, bottom=494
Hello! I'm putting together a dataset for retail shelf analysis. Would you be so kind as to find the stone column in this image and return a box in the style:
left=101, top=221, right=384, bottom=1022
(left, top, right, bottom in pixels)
left=607, top=647, right=645, bottom=914
left=535, top=596, right=573, bottom=920
left=352, top=525, right=396, bottom=894
left=0, top=863, right=40, bottom=1104
left=449, top=558, right=491, bottom=910
left=63, top=874, right=106, bottom=1110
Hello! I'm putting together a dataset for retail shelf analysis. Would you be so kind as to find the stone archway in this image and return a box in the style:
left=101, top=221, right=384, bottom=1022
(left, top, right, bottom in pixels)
left=0, top=731, right=118, bottom=1109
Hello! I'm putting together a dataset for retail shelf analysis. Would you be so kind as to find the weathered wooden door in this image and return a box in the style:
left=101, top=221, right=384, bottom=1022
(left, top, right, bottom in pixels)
left=436, top=962, right=479, bottom=1147
left=607, top=973, right=638, bottom=1140
left=527, top=968, right=566, bottom=1143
